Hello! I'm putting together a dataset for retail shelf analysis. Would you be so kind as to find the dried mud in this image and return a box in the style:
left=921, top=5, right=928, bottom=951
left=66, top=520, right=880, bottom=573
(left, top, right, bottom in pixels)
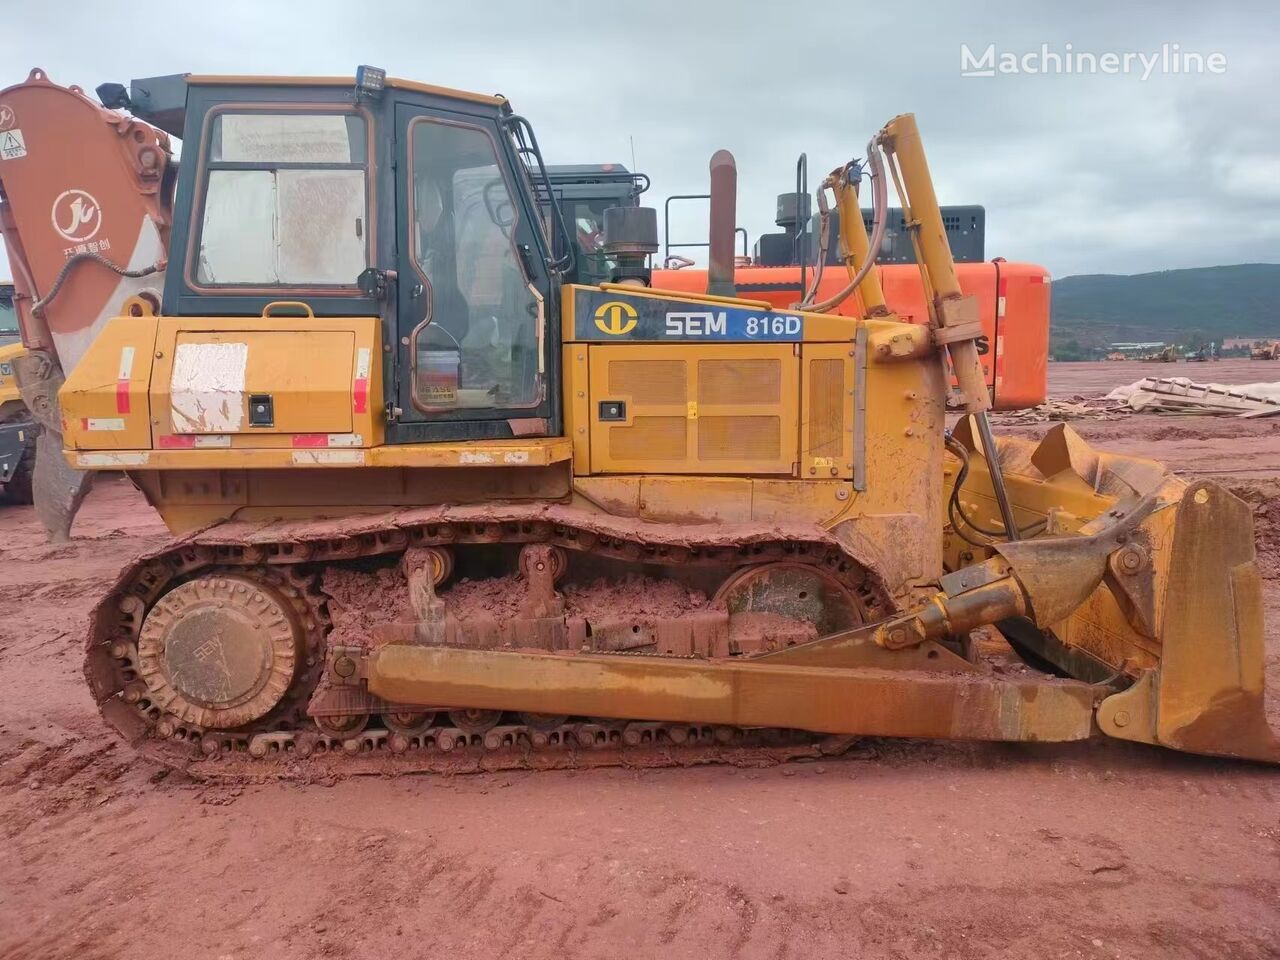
left=2, top=363, right=1279, bottom=959
left=322, top=562, right=714, bottom=647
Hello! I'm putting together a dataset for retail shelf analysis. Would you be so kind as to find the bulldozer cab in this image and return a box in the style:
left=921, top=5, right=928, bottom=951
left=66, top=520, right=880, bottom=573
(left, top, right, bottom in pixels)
left=158, top=74, right=561, bottom=444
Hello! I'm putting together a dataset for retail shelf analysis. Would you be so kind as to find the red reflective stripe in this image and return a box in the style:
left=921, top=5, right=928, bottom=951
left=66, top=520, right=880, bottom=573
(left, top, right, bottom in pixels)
left=292, top=434, right=328, bottom=448
left=353, top=379, right=368, bottom=414
left=997, top=278, right=1008, bottom=298
left=116, top=379, right=130, bottom=414
left=157, top=435, right=196, bottom=449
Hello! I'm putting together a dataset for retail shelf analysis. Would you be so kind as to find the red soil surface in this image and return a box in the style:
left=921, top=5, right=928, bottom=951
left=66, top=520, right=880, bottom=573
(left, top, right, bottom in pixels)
left=2, top=367, right=1279, bottom=958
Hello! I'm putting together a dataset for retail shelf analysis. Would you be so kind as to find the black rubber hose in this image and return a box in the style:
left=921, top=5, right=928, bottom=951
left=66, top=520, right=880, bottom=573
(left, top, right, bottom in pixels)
left=945, top=433, right=1046, bottom=544
left=32, top=252, right=161, bottom=317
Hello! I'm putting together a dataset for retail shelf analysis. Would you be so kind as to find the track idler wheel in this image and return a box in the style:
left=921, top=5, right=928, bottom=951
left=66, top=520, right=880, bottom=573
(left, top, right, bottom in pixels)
left=136, top=574, right=304, bottom=730
left=449, top=708, right=502, bottom=734
left=519, top=712, right=568, bottom=731
left=518, top=544, right=567, bottom=582
left=382, top=709, right=437, bottom=736
left=315, top=712, right=370, bottom=739
left=713, top=562, right=865, bottom=645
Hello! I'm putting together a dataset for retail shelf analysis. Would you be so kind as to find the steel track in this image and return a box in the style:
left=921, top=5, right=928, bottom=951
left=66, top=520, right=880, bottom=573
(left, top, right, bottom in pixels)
left=86, top=508, right=893, bottom=781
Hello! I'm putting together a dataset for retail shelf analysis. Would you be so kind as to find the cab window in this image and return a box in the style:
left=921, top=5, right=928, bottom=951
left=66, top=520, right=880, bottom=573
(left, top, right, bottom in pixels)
left=0, top=289, right=17, bottom=338
left=408, top=119, right=541, bottom=410
left=565, top=198, right=613, bottom=285
left=195, top=111, right=368, bottom=286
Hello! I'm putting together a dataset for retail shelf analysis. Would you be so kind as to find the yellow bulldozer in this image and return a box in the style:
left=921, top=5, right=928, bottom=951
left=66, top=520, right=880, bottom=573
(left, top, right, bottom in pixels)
left=0, top=66, right=1274, bottom=773
left=1251, top=341, right=1280, bottom=360
left=0, top=282, right=36, bottom=504
left=1140, top=344, right=1179, bottom=363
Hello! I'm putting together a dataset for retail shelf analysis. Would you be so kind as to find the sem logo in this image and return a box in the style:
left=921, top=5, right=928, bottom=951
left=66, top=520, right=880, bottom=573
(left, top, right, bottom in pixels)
left=665, top=310, right=726, bottom=337
left=593, top=300, right=638, bottom=336
left=51, top=189, right=102, bottom=243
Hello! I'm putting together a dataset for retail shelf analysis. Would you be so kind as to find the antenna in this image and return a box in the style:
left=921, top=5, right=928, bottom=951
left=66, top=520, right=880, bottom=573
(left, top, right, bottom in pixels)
left=629, top=135, right=637, bottom=173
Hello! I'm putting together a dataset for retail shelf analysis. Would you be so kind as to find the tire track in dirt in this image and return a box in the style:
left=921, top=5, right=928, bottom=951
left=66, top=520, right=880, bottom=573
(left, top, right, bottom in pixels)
left=0, top=419, right=1277, bottom=959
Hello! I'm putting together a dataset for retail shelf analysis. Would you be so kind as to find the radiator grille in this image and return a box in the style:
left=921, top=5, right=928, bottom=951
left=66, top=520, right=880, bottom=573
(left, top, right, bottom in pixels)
left=608, top=360, right=687, bottom=404
left=698, top=416, right=781, bottom=461
left=611, top=416, right=687, bottom=461
left=698, top=359, right=781, bottom=405
left=807, top=358, right=845, bottom=459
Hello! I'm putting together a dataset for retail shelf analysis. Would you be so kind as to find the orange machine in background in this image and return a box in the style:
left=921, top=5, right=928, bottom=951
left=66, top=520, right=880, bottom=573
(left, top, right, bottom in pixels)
left=650, top=260, right=1050, bottom=411
left=544, top=166, right=1051, bottom=411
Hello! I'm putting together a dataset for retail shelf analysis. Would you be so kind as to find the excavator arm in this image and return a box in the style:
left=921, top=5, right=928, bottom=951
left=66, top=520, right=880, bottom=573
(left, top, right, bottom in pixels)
left=0, top=68, right=173, bottom=539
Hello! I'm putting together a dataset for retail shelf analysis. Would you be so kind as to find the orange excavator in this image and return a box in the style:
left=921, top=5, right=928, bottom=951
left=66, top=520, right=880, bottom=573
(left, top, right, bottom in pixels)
left=550, top=166, right=1050, bottom=412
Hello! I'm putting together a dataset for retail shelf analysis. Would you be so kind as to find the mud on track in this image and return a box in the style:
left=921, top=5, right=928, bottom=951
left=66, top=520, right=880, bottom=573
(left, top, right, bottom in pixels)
left=2, top=371, right=1279, bottom=959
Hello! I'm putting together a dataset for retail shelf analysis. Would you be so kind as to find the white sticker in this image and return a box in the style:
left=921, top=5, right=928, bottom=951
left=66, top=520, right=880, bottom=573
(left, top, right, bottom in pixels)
left=327, top=433, right=363, bottom=447
left=171, top=341, right=248, bottom=433
left=502, top=450, right=530, bottom=464
left=193, top=435, right=232, bottom=448
left=77, top=452, right=149, bottom=467
left=118, top=345, right=136, bottom=380
left=292, top=449, right=365, bottom=465
left=458, top=451, right=496, bottom=464
left=0, top=129, right=26, bottom=161
left=83, top=417, right=126, bottom=432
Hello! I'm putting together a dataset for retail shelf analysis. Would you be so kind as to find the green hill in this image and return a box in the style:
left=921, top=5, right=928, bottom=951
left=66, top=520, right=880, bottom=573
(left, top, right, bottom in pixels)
left=1050, top=264, right=1280, bottom=354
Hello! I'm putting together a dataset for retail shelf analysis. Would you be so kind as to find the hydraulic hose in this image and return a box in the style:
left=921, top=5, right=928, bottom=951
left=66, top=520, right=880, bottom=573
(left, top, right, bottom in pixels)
left=944, top=432, right=1046, bottom=545
left=32, top=252, right=162, bottom=318
left=806, top=139, right=888, bottom=314
left=796, top=183, right=831, bottom=308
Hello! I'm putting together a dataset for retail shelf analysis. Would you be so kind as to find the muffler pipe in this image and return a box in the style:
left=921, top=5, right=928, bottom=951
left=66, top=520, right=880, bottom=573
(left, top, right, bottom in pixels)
left=707, top=149, right=737, bottom=298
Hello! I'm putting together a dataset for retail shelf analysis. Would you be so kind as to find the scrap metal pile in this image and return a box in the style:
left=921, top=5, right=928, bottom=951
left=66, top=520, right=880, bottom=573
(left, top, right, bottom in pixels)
left=1109, top=377, right=1280, bottom=417
left=993, top=376, right=1280, bottom=424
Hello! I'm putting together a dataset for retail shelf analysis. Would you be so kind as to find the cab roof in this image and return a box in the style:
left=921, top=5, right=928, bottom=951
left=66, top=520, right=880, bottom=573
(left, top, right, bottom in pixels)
left=123, top=73, right=507, bottom=137
left=184, top=75, right=506, bottom=107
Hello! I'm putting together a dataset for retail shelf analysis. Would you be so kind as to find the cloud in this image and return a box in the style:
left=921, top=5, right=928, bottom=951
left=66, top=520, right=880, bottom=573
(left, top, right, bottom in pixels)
left=0, top=0, right=1275, bottom=279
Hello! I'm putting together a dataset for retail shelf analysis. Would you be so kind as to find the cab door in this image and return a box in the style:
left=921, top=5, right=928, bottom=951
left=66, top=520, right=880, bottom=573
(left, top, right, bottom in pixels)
left=390, top=101, right=556, bottom=442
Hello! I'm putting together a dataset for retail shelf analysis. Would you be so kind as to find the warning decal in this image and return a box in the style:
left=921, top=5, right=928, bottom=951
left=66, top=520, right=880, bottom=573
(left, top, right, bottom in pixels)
left=0, top=129, right=26, bottom=161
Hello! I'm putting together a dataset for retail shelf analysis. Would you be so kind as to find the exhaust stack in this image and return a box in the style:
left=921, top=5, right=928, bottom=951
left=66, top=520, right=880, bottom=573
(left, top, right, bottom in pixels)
left=707, top=149, right=737, bottom=297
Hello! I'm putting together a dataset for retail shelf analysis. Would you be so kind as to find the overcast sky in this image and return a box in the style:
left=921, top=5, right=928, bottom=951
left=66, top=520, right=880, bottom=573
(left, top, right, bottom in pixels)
left=2, top=0, right=1276, bottom=278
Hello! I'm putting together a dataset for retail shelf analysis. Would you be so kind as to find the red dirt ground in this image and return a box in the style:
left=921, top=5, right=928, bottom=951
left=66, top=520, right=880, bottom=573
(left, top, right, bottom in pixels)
left=1, top=360, right=1278, bottom=959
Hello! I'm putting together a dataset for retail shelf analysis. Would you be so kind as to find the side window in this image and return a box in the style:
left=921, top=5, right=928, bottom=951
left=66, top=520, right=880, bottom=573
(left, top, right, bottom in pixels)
left=409, top=119, right=541, bottom=410
left=0, top=289, right=16, bottom=336
left=196, top=112, right=368, bottom=286
left=568, top=199, right=612, bottom=285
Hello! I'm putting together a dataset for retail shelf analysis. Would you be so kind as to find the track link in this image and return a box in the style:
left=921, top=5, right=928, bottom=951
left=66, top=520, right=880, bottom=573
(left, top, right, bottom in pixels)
left=86, top=505, right=894, bottom=780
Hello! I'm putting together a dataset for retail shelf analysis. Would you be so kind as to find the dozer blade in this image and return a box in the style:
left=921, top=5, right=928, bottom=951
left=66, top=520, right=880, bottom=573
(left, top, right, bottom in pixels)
left=952, top=422, right=1280, bottom=764
left=13, top=350, right=92, bottom=543
left=1096, top=481, right=1280, bottom=762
